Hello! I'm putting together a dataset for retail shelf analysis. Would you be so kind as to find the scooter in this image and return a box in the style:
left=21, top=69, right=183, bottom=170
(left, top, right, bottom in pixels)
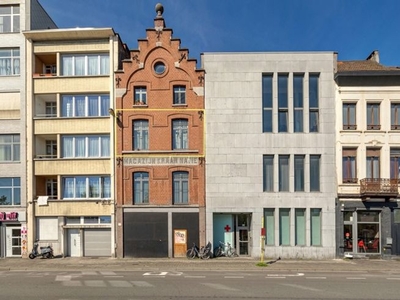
left=29, top=240, right=54, bottom=259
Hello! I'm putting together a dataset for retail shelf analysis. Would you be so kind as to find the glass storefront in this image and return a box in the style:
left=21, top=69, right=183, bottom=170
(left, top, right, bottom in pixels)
left=343, top=210, right=380, bottom=254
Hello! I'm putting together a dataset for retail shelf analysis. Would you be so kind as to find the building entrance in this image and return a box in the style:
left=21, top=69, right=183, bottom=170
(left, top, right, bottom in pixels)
left=236, top=214, right=251, bottom=256
left=6, top=226, right=21, bottom=257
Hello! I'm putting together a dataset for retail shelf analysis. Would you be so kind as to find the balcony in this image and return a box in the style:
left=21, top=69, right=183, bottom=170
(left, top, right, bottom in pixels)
left=360, top=178, right=399, bottom=199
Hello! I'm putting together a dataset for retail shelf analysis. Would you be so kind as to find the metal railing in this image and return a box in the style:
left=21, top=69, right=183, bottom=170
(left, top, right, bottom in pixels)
left=360, top=178, right=398, bottom=196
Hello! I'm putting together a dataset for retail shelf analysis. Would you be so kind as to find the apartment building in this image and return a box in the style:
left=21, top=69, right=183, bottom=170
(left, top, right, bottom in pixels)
left=24, top=27, right=128, bottom=257
left=115, top=4, right=205, bottom=258
left=336, top=50, right=400, bottom=257
left=0, top=0, right=56, bottom=258
left=202, top=52, right=337, bottom=258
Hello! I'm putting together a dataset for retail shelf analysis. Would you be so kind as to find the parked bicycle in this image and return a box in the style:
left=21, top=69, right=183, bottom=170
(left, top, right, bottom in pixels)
left=186, top=241, right=212, bottom=259
left=213, top=241, right=238, bottom=258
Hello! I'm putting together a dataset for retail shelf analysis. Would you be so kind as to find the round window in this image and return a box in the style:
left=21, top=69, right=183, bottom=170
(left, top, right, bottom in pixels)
left=154, top=61, right=166, bottom=75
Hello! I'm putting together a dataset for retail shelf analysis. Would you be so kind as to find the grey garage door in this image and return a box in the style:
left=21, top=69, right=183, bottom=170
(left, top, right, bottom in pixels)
left=84, top=229, right=111, bottom=257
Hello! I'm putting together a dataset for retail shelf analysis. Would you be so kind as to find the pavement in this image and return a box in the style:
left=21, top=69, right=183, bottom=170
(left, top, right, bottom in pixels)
left=1, top=256, right=400, bottom=272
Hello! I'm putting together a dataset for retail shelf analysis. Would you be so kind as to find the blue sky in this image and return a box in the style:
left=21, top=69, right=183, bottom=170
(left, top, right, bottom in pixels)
left=39, top=0, right=400, bottom=66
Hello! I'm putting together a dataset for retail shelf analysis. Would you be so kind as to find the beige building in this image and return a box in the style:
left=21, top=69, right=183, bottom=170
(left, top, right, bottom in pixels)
left=24, top=28, right=128, bottom=257
left=0, top=0, right=56, bottom=258
left=336, top=50, right=400, bottom=257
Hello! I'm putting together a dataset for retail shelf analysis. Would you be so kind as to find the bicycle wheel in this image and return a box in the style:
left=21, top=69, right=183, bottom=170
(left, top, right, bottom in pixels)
left=214, top=247, right=222, bottom=258
left=227, top=247, right=238, bottom=257
left=186, top=248, right=196, bottom=259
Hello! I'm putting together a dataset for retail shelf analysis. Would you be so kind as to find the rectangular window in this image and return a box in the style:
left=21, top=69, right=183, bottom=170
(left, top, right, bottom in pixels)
left=391, top=103, right=400, bottom=130
left=310, top=208, right=322, bottom=246
left=46, top=179, right=57, bottom=199
left=279, top=208, right=290, bottom=246
left=293, top=74, right=303, bottom=132
left=264, top=209, right=275, bottom=246
left=61, top=54, right=109, bottom=76
left=173, top=171, right=189, bottom=204
left=390, top=148, right=400, bottom=181
left=62, top=135, right=110, bottom=158
left=134, top=87, right=147, bottom=105
left=310, top=155, right=321, bottom=192
left=0, top=5, right=19, bottom=33
left=342, top=148, right=357, bottom=183
left=133, top=120, right=149, bottom=150
left=45, top=102, right=57, bottom=117
left=367, top=103, right=380, bottom=130
left=45, top=140, right=57, bottom=158
left=262, top=74, right=273, bottom=132
left=172, top=119, right=188, bottom=150
left=279, top=155, right=289, bottom=191
left=294, top=155, right=304, bottom=191
left=309, top=74, right=319, bottom=132
left=366, top=149, right=380, bottom=179
left=0, top=177, right=20, bottom=205
left=61, top=95, right=110, bottom=117
left=173, top=86, right=186, bottom=105
left=343, top=103, right=357, bottom=130
left=263, top=155, right=274, bottom=192
left=133, top=172, right=149, bottom=204
left=62, top=176, right=110, bottom=199
left=0, top=48, right=20, bottom=75
left=295, top=208, right=306, bottom=246
left=0, top=134, right=20, bottom=162
left=278, top=74, right=288, bottom=132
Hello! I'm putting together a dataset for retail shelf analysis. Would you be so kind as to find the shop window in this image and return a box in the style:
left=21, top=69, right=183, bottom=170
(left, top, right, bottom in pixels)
left=264, top=209, right=275, bottom=246
left=279, top=208, right=290, bottom=245
left=295, top=208, right=306, bottom=246
left=357, top=211, right=380, bottom=254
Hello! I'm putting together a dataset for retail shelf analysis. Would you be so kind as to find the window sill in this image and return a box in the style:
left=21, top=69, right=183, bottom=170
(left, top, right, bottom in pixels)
left=133, top=103, right=148, bottom=107
left=172, top=104, right=187, bottom=107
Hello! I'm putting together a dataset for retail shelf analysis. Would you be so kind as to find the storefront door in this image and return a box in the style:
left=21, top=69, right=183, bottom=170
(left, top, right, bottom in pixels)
left=236, top=214, right=251, bottom=256
left=6, top=226, right=21, bottom=257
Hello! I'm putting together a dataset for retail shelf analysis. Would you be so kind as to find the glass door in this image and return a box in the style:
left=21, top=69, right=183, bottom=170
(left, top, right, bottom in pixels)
left=6, top=227, right=21, bottom=257
left=236, top=214, right=251, bottom=256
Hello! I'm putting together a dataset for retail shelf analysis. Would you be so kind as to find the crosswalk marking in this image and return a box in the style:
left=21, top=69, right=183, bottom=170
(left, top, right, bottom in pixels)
left=109, top=280, right=133, bottom=287
left=100, top=271, right=116, bottom=276
left=62, top=281, right=82, bottom=287
left=56, top=275, right=72, bottom=281
left=84, top=280, right=107, bottom=287
left=82, top=271, right=97, bottom=276
left=131, top=281, right=154, bottom=287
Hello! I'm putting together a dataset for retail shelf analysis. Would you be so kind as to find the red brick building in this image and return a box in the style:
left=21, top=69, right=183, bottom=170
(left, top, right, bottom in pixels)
left=115, top=4, right=205, bottom=257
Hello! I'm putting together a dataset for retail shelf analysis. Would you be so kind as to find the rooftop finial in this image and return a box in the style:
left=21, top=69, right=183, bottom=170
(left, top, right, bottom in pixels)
left=155, top=3, right=164, bottom=18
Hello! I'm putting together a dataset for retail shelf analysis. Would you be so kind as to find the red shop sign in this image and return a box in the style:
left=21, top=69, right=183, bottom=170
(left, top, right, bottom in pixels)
left=0, top=212, right=18, bottom=221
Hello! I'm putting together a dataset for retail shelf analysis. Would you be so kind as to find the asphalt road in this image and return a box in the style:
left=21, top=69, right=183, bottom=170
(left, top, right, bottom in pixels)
left=1, top=269, right=400, bottom=300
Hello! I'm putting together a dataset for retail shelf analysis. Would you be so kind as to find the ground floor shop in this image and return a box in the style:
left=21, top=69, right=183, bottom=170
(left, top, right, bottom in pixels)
left=0, top=211, right=26, bottom=258
left=337, top=199, right=400, bottom=257
left=121, top=208, right=202, bottom=258
left=208, top=206, right=336, bottom=259
left=35, top=215, right=113, bottom=257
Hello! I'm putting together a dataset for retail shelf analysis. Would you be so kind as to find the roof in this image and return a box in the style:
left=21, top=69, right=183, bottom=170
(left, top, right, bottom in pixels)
left=337, top=60, right=400, bottom=72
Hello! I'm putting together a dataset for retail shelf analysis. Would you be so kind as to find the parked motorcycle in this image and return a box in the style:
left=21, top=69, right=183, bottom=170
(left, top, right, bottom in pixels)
left=29, top=240, right=54, bottom=259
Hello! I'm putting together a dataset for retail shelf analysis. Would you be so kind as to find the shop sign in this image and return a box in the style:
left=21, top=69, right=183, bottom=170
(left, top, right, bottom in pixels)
left=0, top=212, right=19, bottom=221
left=124, top=156, right=199, bottom=166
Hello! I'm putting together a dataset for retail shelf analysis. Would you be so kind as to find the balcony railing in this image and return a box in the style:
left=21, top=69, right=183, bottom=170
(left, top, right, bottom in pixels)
left=360, top=178, right=399, bottom=198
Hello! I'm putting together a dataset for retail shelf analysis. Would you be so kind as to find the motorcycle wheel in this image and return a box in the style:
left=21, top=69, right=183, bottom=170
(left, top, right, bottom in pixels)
left=186, top=249, right=196, bottom=259
left=44, top=252, right=50, bottom=259
left=28, top=253, right=35, bottom=259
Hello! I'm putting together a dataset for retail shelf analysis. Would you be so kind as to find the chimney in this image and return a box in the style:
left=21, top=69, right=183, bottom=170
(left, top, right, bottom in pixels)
left=154, top=3, right=165, bottom=30
left=366, top=50, right=379, bottom=63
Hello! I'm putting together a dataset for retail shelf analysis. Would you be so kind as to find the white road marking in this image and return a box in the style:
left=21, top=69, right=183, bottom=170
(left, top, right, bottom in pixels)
left=100, top=271, right=116, bottom=276
left=346, top=277, right=366, bottom=280
left=84, top=280, right=107, bottom=287
left=184, top=275, right=205, bottom=278
left=306, top=277, right=326, bottom=279
left=131, top=281, right=154, bottom=287
left=109, top=280, right=133, bottom=287
left=82, top=271, right=97, bottom=276
left=267, top=273, right=304, bottom=277
left=56, top=275, right=72, bottom=281
left=387, top=278, right=400, bottom=280
left=266, top=276, right=286, bottom=279
left=281, top=283, right=322, bottom=292
left=202, top=283, right=238, bottom=291
left=224, top=276, right=244, bottom=279
left=62, top=281, right=82, bottom=287
left=143, top=271, right=168, bottom=276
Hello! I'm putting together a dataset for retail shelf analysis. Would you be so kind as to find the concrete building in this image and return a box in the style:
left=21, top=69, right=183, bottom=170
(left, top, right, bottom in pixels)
left=202, top=52, right=337, bottom=258
left=335, top=50, right=400, bottom=258
left=115, top=4, right=205, bottom=258
left=24, top=27, right=128, bottom=257
left=0, top=0, right=56, bottom=258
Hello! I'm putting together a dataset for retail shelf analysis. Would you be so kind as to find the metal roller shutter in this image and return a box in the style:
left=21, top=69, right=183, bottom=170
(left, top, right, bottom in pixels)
left=84, top=229, right=111, bottom=257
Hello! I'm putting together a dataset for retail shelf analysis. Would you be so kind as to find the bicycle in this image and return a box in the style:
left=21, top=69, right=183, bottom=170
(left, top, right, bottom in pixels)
left=213, top=241, right=238, bottom=258
left=186, top=241, right=212, bottom=259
